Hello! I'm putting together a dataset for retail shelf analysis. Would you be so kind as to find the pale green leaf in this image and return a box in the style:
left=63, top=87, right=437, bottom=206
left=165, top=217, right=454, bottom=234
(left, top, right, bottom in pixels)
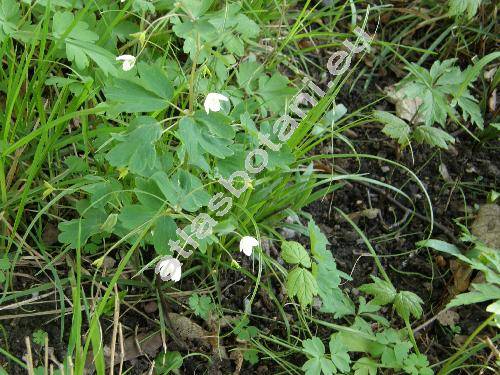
left=394, top=291, right=424, bottom=321
left=413, top=125, right=455, bottom=149
left=281, top=241, right=311, bottom=267
left=359, top=276, right=397, bottom=306
left=287, top=267, right=318, bottom=307
left=374, top=110, right=411, bottom=145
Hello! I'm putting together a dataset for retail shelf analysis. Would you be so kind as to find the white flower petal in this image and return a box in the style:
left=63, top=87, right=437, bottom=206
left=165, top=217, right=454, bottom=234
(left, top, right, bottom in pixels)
left=239, top=236, right=259, bottom=257
left=116, top=54, right=136, bottom=71
left=171, top=266, right=182, bottom=282
left=155, top=256, right=182, bottom=282
left=204, top=92, right=229, bottom=114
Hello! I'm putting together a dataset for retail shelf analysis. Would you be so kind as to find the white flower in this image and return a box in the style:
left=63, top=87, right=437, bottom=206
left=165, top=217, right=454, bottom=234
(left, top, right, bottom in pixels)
left=204, top=93, right=229, bottom=114
left=239, top=236, right=259, bottom=257
left=116, top=54, right=136, bottom=71
left=155, top=256, right=182, bottom=282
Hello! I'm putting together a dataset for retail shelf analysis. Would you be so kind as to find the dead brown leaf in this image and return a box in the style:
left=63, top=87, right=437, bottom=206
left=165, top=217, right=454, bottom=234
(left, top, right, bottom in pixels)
left=384, top=85, right=424, bottom=124
left=471, top=204, right=500, bottom=249
left=230, top=349, right=244, bottom=375
left=437, top=309, right=460, bottom=327
left=450, top=259, right=472, bottom=294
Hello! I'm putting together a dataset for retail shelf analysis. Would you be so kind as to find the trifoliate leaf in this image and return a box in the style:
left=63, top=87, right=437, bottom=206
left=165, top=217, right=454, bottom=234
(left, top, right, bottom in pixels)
left=104, top=63, right=174, bottom=113
left=329, top=336, right=351, bottom=373
left=257, top=73, right=296, bottom=113
left=403, top=354, right=433, bottom=375
left=52, top=11, right=116, bottom=75
left=153, top=216, right=177, bottom=256
left=309, top=221, right=354, bottom=317
left=243, top=349, right=259, bottom=365
left=448, top=0, right=481, bottom=19
left=0, top=0, right=20, bottom=38
left=374, top=110, right=411, bottom=145
left=189, top=294, right=213, bottom=320
left=413, top=125, right=455, bottom=149
left=237, top=61, right=262, bottom=91
left=152, top=170, right=210, bottom=212
left=302, top=338, right=337, bottom=375
left=281, top=241, right=311, bottom=267
left=353, top=357, right=378, bottom=375
left=286, top=267, right=318, bottom=307
left=394, top=291, right=424, bottom=321
left=359, top=276, right=397, bottom=306
left=58, top=208, right=108, bottom=249
left=106, top=117, right=163, bottom=176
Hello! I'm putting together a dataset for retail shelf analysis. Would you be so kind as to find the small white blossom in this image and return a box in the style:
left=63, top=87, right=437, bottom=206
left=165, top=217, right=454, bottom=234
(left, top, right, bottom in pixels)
left=204, top=93, right=229, bottom=114
left=239, top=236, right=259, bottom=257
left=155, top=256, right=182, bottom=282
left=116, top=54, right=136, bottom=71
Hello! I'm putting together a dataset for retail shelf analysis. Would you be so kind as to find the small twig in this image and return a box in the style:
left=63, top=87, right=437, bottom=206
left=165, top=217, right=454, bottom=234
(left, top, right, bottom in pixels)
left=25, top=336, right=35, bottom=375
left=118, top=323, right=124, bottom=375
left=109, top=284, right=120, bottom=374
left=155, top=276, right=188, bottom=349
left=413, top=307, right=451, bottom=336
left=44, top=335, right=49, bottom=375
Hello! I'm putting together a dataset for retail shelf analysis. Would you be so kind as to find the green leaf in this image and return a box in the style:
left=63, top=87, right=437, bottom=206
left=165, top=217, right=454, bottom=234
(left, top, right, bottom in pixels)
left=302, top=337, right=336, bottom=375
left=104, top=64, right=174, bottom=113
left=118, top=204, right=156, bottom=230
left=403, top=353, right=433, bottom=375
left=153, top=216, right=177, bottom=256
left=287, top=267, right=318, bottom=307
left=303, top=337, right=325, bottom=358
left=237, top=61, right=262, bottom=91
left=416, top=239, right=462, bottom=257
left=180, top=0, right=214, bottom=18
left=448, top=0, right=481, bottom=19
left=359, top=276, right=397, bottom=306
left=457, top=93, right=483, bottom=129
left=177, top=116, right=234, bottom=166
left=257, top=73, right=296, bottom=113
left=394, top=291, right=424, bottom=321
left=106, top=117, right=163, bottom=176
left=188, top=294, right=213, bottom=320
left=447, top=283, right=500, bottom=308
left=0, top=0, right=20, bottom=38
left=373, top=110, right=411, bottom=145
left=243, top=349, right=259, bottom=365
left=413, top=125, right=455, bottom=149
left=65, top=156, right=88, bottom=173
left=329, top=336, right=351, bottom=373
left=155, top=351, right=183, bottom=374
left=309, top=221, right=354, bottom=317
left=0, top=256, right=10, bottom=270
left=152, top=170, right=210, bottom=212
left=281, top=241, right=311, bottom=267
left=32, top=329, right=47, bottom=346
left=52, top=11, right=116, bottom=75
left=353, top=357, right=378, bottom=375
left=58, top=208, right=108, bottom=249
